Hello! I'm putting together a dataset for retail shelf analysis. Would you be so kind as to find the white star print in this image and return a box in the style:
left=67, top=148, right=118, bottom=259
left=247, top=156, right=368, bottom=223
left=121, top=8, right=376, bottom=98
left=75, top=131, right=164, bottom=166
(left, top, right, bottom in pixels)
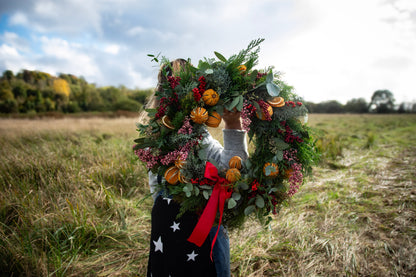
left=153, top=236, right=163, bottom=253
left=170, top=221, right=180, bottom=232
left=187, top=250, right=198, bottom=261
left=163, top=197, right=172, bottom=204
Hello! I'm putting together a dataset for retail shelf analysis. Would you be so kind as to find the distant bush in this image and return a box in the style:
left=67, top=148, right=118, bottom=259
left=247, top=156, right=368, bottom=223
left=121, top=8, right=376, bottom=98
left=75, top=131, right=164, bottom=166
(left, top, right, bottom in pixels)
left=0, top=69, right=152, bottom=115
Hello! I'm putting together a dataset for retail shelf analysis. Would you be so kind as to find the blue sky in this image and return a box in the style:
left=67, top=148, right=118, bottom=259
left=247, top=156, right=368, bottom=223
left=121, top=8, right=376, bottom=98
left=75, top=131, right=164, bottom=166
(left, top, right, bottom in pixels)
left=1, top=0, right=415, bottom=104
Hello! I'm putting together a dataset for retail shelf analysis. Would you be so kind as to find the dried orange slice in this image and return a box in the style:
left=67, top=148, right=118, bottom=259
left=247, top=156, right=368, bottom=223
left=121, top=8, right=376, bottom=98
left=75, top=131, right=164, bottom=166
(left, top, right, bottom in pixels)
left=175, top=158, right=186, bottom=169
left=164, top=166, right=180, bottom=185
left=161, top=115, right=175, bottom=129
left=256, top=103, right=273, bottom=120
left=267, top=97, right=285, bottom=108
left=263, top=163, right=279, bottom=177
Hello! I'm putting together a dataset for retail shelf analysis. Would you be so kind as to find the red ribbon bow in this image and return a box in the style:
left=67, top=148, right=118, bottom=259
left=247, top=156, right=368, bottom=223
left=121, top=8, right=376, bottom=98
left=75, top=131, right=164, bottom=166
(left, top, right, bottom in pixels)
left=187, top=162, right=232, bottom=259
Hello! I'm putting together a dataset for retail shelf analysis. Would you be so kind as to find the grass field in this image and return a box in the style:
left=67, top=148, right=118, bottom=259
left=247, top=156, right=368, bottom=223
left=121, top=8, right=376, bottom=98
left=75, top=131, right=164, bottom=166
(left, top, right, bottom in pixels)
left=0, top=114, right=415, bottom=276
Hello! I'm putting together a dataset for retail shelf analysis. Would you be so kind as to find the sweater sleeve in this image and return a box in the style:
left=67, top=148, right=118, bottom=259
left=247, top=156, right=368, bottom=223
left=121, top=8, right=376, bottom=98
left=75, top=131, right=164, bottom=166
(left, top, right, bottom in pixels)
left=148, top=171, right=159, bottom=201
left=204, top=129, right=248, bottom=169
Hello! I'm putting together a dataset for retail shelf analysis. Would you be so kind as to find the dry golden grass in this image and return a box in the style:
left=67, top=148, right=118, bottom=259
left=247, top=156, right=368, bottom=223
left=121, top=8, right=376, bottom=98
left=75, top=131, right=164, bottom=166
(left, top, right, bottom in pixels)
left=0, top=117, right=138, bottom=137
left=1, top=114, right=415, bottom=276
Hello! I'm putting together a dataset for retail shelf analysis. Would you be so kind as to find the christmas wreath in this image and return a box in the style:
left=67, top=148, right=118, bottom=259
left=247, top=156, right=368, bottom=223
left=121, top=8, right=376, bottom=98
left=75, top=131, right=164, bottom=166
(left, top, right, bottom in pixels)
left=134, top=39, right=319, bottom=239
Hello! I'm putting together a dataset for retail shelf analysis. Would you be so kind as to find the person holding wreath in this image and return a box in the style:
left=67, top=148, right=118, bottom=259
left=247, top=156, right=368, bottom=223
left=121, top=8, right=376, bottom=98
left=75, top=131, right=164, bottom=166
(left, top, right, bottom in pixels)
left=143, top=59, right=248, bottom=277
left=135, top=39, right=319, bottom=277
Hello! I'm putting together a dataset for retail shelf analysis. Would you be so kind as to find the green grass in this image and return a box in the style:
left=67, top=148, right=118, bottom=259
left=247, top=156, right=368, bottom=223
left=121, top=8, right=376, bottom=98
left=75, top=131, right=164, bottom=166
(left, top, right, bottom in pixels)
left=1, top=114, right=416, bottom=276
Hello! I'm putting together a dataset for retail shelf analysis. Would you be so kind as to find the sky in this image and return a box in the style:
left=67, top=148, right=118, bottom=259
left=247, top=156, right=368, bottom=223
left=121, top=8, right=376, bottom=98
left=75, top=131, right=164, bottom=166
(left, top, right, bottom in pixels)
left=0, top=0, right=415, bottom=104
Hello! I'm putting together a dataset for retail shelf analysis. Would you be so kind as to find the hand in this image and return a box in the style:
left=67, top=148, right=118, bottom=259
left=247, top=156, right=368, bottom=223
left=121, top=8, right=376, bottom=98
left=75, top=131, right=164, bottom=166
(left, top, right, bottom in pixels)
left=222, top=108, right=242, bottom=130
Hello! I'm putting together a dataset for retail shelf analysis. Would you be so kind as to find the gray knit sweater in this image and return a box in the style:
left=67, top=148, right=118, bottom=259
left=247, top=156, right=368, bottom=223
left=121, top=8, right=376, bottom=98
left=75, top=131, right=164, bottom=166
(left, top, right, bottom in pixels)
left=148, top=129, right=248, bottom=200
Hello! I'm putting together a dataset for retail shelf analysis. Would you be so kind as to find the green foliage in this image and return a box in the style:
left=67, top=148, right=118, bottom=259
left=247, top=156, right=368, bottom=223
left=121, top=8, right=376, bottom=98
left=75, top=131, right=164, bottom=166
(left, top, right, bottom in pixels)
left=0, top=69, right=150, bottom=114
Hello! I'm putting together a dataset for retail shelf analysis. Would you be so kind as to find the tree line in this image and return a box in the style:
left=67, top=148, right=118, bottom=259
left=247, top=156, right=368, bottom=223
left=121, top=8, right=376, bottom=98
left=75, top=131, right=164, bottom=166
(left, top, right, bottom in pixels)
left=0, top=69, right=414, bottom=115
left=307, top=89, right=415, bottom=114
left=0, top=69, right=152, bottom=115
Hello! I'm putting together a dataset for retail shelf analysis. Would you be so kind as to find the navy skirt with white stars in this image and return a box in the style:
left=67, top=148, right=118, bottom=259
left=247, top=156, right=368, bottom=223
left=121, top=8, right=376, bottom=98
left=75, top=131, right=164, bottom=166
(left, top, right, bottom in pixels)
left=147, top=195, right=217, bottom=277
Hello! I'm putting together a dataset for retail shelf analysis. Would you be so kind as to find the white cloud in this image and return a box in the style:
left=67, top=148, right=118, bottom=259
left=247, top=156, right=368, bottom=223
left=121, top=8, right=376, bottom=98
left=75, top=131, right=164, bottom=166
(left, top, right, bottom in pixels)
left=38, top=36, right=100, bottom=79
left=9, top=12, right=28, bottom=25
left=1, top=0, right=415, bottom=103
left=0, top=44, right=20, bottom=57
left=104, top=44, right=120, bottom=55
left=127, top=26, right=146, bottom=37
left=0, top=43, right=37, bottom=73
left=261, top=0, right=416, bottom=103
left=127, top=65, right=155, bottom=89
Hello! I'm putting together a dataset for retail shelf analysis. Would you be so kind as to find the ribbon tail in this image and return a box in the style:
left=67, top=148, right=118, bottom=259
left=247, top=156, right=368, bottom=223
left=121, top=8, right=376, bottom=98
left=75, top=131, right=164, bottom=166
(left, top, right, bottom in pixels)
left=210, top=186, right=228, bottom=260
left=187, top=185, right=220, bottom=247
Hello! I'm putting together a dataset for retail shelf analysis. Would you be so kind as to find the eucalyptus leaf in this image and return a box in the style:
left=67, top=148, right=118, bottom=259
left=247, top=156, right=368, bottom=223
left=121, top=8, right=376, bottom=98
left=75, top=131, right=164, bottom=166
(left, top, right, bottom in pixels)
left=269, top=187, right=278, bottom=193
left=239, top=182, right=249, bottom=190
left=273, top=138, right=289, bottom=150
left=228, top=198, right=237, bottom=209
left=145, top=108, right=157, bottom=118
left=205, top=69, right=214, bottom=74
left=225, top=96, right=240, bottom=111
left=214, top=51, right=227, bottom=62
left=244, top=205, right=256, bottom=216
left=194, top=186, right=200, bottom=196
left=266, top=82, right=280, bottom=97
left=186, top=183, right=193, bottom=192
left=265, top=165, right=278, bottom=176
left=198, top=148, right=207, bottom=160
left=255, top=195, right=265, bottom=208
left=185, top=191, right=191, bottom=197
left=133, top=137, right=146, bottom=144
left=203, top=190, right=210, bottom=200
left=277, top=150, right=284, bottom=161
left=133, top=141, right=154, bottom=149
left=232, top=192, right=241, bottom=201
left=236, top=95, right=244, bottom=111
left=200, top=185, right=212, bottom=190
left=243, top=159, right=252, bottom=169
left=214, top=105, right=224, bottom=115
left=198, top=61, right=210, bottom=71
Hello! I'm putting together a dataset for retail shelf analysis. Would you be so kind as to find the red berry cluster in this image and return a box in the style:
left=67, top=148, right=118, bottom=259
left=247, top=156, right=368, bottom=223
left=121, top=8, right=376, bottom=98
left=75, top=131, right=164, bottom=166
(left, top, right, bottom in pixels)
left=167, top=76, right=181, bottom=89
left=256, top=72, right=267, bottom=80
left=248, top=179, right=263, bottom=199
left=258, top=100, right=272, bottom=121
left=192, top=76, right=206, bottom=102
left=192, top=88, right=201, bottom=102
left=270, top=194, right=279, bottom=214
left=155, top=93, right=179, bottom=119
left=198, top=76, right=206, bottom=91
left=251, top=179, right=260, bottom=191
left=245, top=103, right=256, bottom=116
left=278, top=121, right=303, bottom=143
left=190, top=177, right=216, bottom=187
left=285, top=101, right=303, bottom=108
